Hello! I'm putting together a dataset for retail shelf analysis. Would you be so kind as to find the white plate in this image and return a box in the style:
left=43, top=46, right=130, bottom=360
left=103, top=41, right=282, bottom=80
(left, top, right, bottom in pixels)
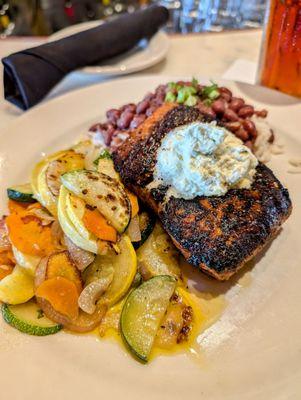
left=48, top=20, right=170, bottom=76
left=0, top=76, right=300, bottom=400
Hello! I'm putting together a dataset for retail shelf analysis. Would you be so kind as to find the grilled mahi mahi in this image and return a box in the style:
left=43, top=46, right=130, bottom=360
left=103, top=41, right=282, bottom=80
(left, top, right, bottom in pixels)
left=113, top=104, right=292, bottom=280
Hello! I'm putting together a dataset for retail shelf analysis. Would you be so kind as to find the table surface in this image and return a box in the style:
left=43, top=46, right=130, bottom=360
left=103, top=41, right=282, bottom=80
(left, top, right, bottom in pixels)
left=0, top=29, right=262, bottom=131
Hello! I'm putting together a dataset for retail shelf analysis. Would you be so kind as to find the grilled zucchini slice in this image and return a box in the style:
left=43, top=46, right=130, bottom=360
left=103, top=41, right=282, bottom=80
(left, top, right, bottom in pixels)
left=120, top=275, right=176, bottom=362
left=7, top=184, right=35, bottom=203
left=133, top=209, right=156, bottom=249
left=2, top=300, right=62, bottom=336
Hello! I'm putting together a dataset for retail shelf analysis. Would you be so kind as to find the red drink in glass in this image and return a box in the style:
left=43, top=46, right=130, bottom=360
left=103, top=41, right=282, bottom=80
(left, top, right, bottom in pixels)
left=258, top=0, right=301, bottom=97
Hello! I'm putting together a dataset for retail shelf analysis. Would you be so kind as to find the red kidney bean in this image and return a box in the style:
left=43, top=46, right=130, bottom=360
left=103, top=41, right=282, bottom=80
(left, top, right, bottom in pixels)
left=155, top=84, right=167, bottom=94
left=224, top=121, right=241, bottom=132
left=255, top=109, right=268, bottom=118
left=89, top=123, right=102, bottom=132
left=238, top=105, right=254, bottom=118
left=268, top=129, right=275, bottom=143
left=212, top=99, right=226, bottom=115
left=143, top=92, right=155, bottom=102
left=130, top=114, right=146, bottom=129
left=223, top=108, right=239, bottom=122
left=235, top=127, right=249, bottom=141
left=197, top=103, right=216, bottom=119
left=145, top=106, right=157, bottom=117
left=136, top=99, right=150, bottom=114
left=242, top=119, right=257, bottom=138
left=117, top=111, right=134, bottom=129
left=219, top=87, right=232, bottom=98
left=121, top=103, right=136, bottom=113
left=229, top=97, right=245, bottom=112
left=244, top=140, right=253, bottom=149
left=220, top=92, right=231, bottom=102
left=155, top=92, right=166, bottom=104
left=106, top=109, right=121, bottom=124
left=94, top=123, right=115, bottom=145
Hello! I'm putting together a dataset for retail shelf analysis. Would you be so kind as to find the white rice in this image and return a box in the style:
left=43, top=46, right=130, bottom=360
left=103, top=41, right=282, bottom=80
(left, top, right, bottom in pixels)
left=252, top=116, right=278, bottom=163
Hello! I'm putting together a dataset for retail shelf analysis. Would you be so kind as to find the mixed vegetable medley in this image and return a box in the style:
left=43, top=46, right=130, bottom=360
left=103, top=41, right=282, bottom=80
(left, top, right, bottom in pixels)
left=0, top=140, right=205, bottom=363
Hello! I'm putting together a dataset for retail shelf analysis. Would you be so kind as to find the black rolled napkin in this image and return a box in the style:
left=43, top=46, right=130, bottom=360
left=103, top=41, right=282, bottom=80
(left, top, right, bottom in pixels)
left=2, top=5, right=169, bottom=111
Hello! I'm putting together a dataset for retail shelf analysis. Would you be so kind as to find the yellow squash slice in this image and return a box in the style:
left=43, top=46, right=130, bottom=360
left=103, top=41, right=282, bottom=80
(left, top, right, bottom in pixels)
left=0, top=265, right=34, bottom=305
left=84, top=235, right=137, bottom=306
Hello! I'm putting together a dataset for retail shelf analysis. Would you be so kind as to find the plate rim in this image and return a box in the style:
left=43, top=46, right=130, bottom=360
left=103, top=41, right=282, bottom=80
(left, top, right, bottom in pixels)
left=0, top=75, right=300, bottom=400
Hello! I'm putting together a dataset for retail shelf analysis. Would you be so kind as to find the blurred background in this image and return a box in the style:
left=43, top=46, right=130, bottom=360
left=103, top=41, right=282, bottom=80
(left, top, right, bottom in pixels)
left=0, top=0, right=267, bottom=36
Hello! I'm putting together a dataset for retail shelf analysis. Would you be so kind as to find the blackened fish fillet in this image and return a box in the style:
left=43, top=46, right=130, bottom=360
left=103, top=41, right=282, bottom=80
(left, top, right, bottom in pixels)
left=113, top=104, right=292, bottom=280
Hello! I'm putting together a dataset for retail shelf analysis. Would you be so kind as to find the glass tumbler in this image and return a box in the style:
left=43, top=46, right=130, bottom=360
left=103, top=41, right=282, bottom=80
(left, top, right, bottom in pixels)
left=257, top=0, right=301, bottom=98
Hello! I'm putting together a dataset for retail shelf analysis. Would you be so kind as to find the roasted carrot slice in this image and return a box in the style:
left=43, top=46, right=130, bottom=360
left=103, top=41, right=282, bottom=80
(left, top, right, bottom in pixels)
left=46, top=251, right=82, bottom=294
left=126, top=190, right=139, bottom=218
left=8, top=199, right=32, bottom=215
left=6, top=213, right=56, bottom=257
left=0, top=264, right=14, bottom=280
left=0, top=250, right=15, bottom=266
left=83, top=209, right=117, bottom=243
left=36, top=276, right=79, bottom=320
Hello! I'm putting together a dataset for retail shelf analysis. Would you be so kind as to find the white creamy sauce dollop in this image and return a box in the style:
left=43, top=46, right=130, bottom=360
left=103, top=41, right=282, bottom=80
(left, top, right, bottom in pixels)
left=153, top=121, right=258, bottom=199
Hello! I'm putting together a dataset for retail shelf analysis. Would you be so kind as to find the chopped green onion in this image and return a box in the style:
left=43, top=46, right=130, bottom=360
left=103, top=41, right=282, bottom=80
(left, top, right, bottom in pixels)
left=202, top=82, right=220, bottom=100
left=165, top=91, right=176, bottom=103
left=208, top=89, right=220, bottom=100
left=191, top=77, right=199, bottom=88
left=185, top=85, right=197, bottom=95
left=184, top=95, right=198, bottom=107
left=167, top=82, right=177, bottom=89
left=93, top=149, right=112, bottom=165
left=176, top=88, right=187, bottom=104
